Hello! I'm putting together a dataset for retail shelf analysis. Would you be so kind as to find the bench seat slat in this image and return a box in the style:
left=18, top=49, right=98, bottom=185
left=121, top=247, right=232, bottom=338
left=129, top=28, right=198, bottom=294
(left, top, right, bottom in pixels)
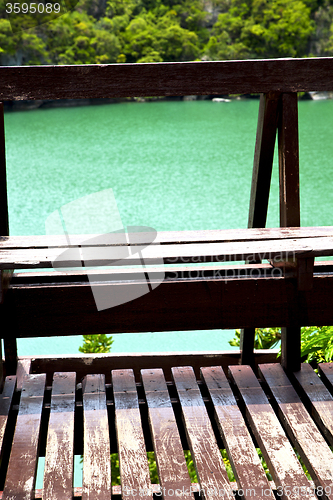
left=141, top=368, right=194, bottom=500
left=43, top=372, right=76, bottom=500
left=292, top=364, right=333, bottom=447
left=172, top=366, right=234, bottom=500
left=229, top=366, right=317, bottom=500
left=259, top=363, right=333, bottom=498
left=82, top=374, right=111, bottom=500
left=1, top=227, right=333, bottom=249
left=2, top=374, right=46, bottom=500
left=318, top=364, right=333, bottom=391
left=201, top=366, right=274, bottom=500
left=2, top=236, right=333, bottom=269
left=112, top=369, right=153, bottom=500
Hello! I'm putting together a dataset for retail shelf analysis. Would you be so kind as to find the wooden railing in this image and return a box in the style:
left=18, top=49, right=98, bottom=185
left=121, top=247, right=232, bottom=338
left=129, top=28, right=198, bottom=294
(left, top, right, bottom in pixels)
left=1, top=57, right=333, bottom=380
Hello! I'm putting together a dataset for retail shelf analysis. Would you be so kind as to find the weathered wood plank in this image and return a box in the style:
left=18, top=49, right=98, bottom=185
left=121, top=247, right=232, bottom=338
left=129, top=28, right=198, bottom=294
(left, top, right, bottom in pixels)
left=1, top=58, right=333, bottom=101
left=202, top=366, right=275, bottom=497
left=82, top=374, right=111, bottom=500
left=172, top=366, right=234, bottom=500
left=318, top=363, right=333, bottom=391
left=259, top=363, right=333, bottom=498
left=6, top=274, right=333, bottom=337
left=9, top=259, right=332, bottom=287
left=43, top=372, right=76, bottom=500
left=229, top=366, right=317, bottom=500
left=3, top=235, right=333, bottom=268
left=2, top=226, right=333, bottom=249
left=112, top=369, right=153, bottom=500
left=2, top=374, right=46, bottom=500
left=10, top=262, right=277, bottom=282
left=201, top=366, right=274, bottom=500
left=30, top=350, right=279, bottom=384
left=16, top=358, right=31, bottom=390
left=141, top=368, right=194, bottom=500
left=293, top=363, right=333, bottom=446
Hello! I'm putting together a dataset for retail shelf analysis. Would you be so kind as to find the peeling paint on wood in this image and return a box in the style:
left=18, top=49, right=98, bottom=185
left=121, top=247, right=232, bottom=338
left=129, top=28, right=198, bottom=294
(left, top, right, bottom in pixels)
left=43, top=372, right=76, bottom=500
left=172, top=367, right=234, bottom=500
left=259, top=363, right=333, bottom=498
left=294, top=364, right=333, bottom=446
left=229, top=366, right=317, bottom=500
left=112, top=369, right=153, bottom=500
left=82, top=374, right=111, bottom=500
left=141, top=368, right=194, bottom=500
left=2, top=374, right=46, bottom=500
left=201, top=366, right=274, bottom=500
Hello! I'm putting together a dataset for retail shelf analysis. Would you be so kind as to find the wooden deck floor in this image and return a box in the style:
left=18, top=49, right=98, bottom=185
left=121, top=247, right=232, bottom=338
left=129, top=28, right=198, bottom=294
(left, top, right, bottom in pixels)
left=0, top=362, right=333, bottom=500
left=2, top=58, right=333, bottom=499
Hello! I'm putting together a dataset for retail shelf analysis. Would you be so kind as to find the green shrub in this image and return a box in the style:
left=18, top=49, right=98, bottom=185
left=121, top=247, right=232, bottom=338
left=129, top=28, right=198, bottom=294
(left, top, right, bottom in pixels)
left=229, top=326, right=333, bottom=365
left=79, top=334, right=113, bottom=353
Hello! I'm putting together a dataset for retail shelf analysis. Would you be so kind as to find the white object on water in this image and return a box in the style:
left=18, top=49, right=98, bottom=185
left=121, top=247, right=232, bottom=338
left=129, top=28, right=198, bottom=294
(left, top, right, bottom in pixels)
left=212, top=97, right=231, bottom=102
left=308, top=91, right=333, bottom=100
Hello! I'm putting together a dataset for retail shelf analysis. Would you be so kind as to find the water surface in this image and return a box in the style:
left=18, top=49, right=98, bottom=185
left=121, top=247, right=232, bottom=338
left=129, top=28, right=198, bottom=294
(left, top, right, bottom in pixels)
left=4, top=99, right=333, bottom=355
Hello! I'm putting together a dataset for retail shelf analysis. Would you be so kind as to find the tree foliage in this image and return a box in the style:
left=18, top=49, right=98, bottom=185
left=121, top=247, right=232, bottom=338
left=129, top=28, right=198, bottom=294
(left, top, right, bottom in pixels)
left=79, top=333, right=114, bottom=353
left=229, top=326, right=333, bottom=366
left=206, top=0, right=314, bottom=60
left=1, top=0, right=333, bottom=66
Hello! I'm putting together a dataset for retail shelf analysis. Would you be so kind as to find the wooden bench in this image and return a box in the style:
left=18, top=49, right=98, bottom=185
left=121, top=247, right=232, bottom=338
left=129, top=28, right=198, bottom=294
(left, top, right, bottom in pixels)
left=1, top=57, right=333, bottom=498
left=2, top=225, right=333, bottom=374
left=1, top=363, right=333, bottom=499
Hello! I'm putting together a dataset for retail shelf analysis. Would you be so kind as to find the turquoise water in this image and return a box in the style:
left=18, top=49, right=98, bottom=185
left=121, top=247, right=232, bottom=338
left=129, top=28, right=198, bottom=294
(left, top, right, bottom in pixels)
left=4, top=98, right=333, bottom=355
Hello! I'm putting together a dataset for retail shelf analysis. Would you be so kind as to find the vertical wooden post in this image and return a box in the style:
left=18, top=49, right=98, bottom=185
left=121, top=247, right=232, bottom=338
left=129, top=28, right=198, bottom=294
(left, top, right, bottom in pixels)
left=241, top=92, right=280, bottom=366
left=278, top=93, right=300, bottom=229
left=0, top=103, right=9, bottom=236
left=0, top=102, right=17, bottom=376
left=278, top=93, right=301, bottom=372
left=4, top=336, right=18, bottom=376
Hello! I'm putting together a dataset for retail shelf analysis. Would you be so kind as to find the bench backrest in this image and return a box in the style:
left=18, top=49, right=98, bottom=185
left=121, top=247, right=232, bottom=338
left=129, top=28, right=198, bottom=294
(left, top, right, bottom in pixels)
left=1, top=57, right=333, bottom=375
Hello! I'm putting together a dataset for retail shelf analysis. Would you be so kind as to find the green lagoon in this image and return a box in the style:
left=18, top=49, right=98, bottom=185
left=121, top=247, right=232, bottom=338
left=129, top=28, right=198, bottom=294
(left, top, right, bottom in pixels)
left=4, top=98, right=333, bottom=356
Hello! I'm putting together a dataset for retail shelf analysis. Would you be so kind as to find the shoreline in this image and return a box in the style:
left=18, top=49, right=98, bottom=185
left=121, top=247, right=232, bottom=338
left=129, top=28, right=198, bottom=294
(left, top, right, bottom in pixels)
left=3, top=94, right=260, bottom=111
left=2, top=91, right=320, bottom=111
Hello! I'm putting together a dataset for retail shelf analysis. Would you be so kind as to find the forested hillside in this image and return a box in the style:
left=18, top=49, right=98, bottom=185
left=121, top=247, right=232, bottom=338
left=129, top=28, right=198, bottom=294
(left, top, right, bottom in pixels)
left=1, top=0, right=333, bottom=65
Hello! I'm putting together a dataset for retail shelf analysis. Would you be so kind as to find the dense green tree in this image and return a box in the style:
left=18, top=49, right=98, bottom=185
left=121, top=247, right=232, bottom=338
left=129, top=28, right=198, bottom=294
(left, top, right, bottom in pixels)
left=123, top=9, right=199, bottom=62
left=1, top=0, right=332, bottom=66
left=37, top=9, right=121, bottom=63
left=0, top=17, right=49, bottom=64
left=205, top=0, right=315, bottom=59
